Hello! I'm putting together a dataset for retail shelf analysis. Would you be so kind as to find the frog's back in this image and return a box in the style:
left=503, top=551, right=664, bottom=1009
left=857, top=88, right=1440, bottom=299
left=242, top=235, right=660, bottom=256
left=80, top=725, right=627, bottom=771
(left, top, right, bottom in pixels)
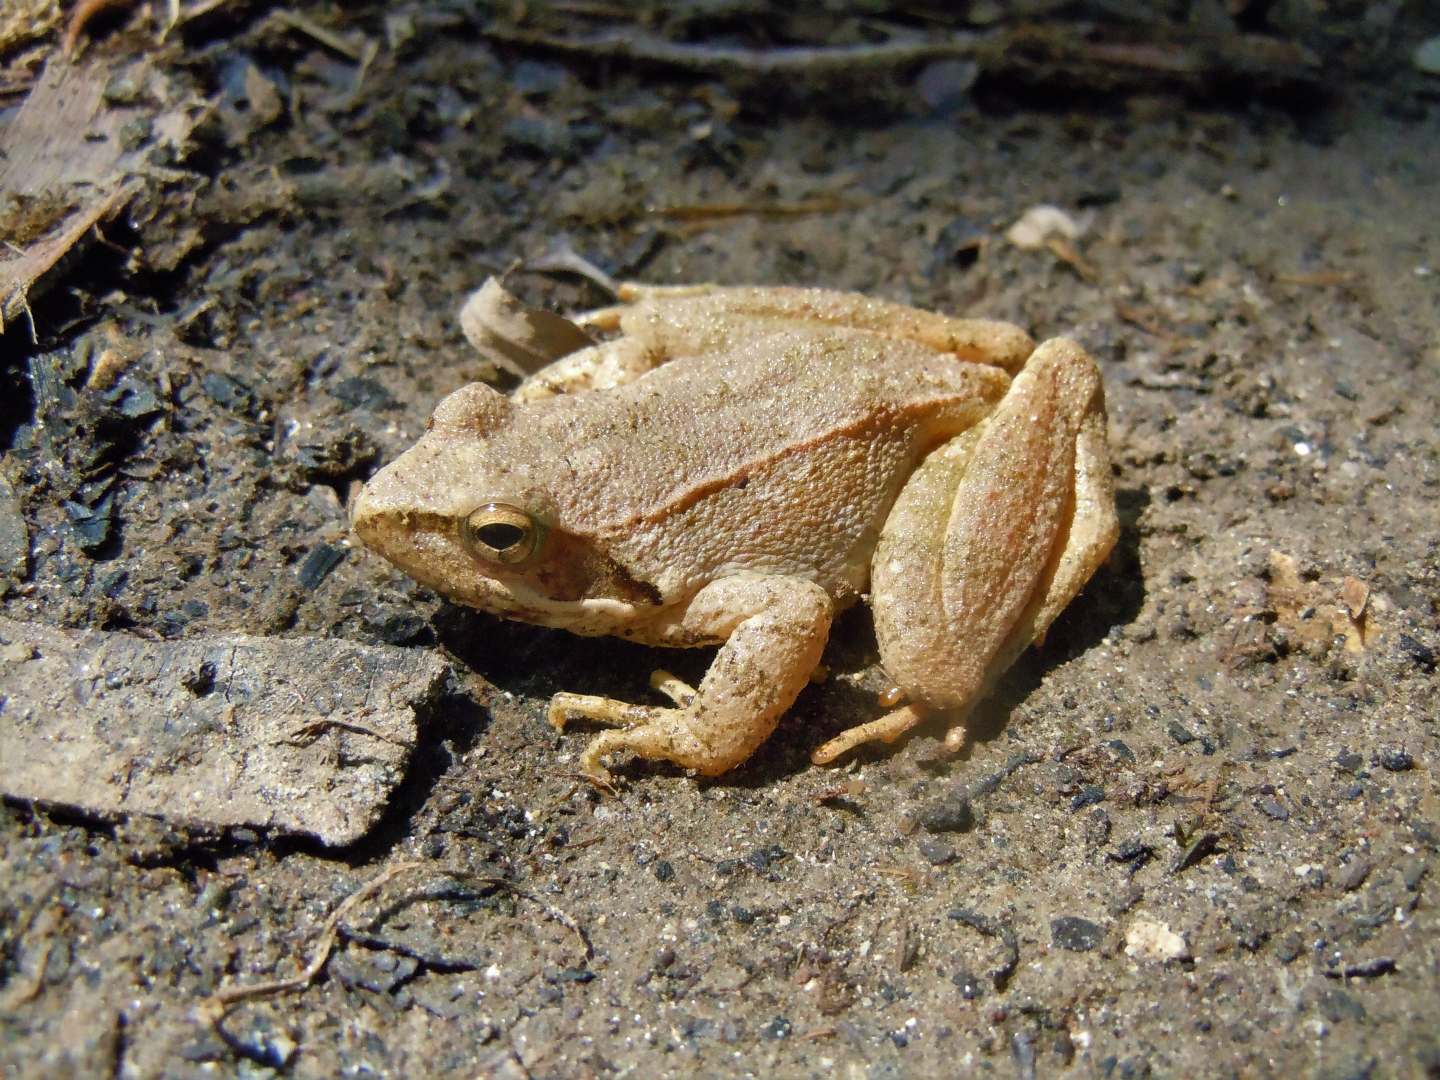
left=524, top=321, right=1008, bottom=541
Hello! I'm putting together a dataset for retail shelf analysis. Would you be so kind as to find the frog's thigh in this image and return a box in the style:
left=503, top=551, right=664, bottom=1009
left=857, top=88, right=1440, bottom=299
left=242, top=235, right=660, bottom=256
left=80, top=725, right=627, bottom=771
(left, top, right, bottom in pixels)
left=870, top=337, right=1117, bottom=748
left=571, top=283, right=725, bottom=333
left=512, top=336, right=657, bottom=403
left=558, top=575, right=833, bottom=778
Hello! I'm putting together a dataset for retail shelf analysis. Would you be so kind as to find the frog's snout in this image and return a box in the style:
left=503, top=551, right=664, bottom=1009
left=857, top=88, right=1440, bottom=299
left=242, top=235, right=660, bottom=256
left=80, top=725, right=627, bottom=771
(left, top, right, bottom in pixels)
left=350, top=467, right=393, bottom=543
left=351, top=461, right=425, bottom=561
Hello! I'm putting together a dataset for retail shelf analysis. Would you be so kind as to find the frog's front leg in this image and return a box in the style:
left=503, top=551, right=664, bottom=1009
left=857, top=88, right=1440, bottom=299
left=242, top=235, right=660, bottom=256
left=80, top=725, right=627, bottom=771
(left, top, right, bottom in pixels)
left=824, top=338, right=1117, bottom=762
left=548, top=575, right=832, bottom=778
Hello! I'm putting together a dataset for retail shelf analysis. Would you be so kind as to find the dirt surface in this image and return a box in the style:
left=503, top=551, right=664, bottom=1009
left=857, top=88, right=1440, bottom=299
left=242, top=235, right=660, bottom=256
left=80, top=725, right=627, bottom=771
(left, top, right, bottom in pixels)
left=3, top=3, right=1439, bottom=1077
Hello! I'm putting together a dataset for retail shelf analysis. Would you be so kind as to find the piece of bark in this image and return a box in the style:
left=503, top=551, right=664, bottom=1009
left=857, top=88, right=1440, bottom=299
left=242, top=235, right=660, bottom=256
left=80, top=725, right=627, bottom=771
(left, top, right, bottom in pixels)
left=0, top=180, right=142, bottom=334
left=0, top=617, right=448, bottom=845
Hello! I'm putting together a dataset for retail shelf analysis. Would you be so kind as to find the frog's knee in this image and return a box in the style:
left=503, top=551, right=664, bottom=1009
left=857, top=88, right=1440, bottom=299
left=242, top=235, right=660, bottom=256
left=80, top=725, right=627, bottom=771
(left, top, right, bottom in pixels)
left=1022, top=338, right=1104, bottom=408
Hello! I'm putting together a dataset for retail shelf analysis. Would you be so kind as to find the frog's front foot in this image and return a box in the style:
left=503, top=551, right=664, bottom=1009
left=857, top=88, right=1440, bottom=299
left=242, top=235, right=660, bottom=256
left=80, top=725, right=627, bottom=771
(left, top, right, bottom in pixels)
left=549, top=575, right=833, bottom=778
left=547, top=694, right=757, bottom=780
left=548, top=671, right=700, bottom=780
left=550, top=702, right=713, bottom=781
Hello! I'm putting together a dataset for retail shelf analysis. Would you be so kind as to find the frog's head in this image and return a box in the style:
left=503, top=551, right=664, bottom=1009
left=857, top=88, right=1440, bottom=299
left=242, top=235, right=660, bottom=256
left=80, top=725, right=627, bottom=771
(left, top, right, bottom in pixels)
left=352, top=382, right=661, bottom=634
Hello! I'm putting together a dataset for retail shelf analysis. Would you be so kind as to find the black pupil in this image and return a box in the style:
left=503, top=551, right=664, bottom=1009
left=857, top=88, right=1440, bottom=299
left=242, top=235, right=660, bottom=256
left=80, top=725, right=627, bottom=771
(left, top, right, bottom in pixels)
left=476, top=521, right=526, bottom=551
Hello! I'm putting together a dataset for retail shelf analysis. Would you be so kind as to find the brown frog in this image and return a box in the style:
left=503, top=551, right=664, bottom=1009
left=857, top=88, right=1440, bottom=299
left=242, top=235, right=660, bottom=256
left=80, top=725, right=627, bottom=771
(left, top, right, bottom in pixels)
left=352, top=284, right=1118, bottom=779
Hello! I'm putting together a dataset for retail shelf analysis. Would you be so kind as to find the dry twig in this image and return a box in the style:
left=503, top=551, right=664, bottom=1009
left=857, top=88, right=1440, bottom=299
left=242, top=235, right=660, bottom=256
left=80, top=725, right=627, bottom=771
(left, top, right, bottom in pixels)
left=196, top=861, right=592, bottom=1023
left=198, top=861, right=425, bottom=1019
left=485, top=26, right=987, bottom=78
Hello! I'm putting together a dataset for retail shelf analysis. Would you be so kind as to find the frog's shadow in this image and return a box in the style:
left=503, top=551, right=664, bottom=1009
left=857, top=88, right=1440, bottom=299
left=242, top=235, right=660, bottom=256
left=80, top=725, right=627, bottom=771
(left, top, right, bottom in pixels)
left=435, top=484, right=1147, bottom=785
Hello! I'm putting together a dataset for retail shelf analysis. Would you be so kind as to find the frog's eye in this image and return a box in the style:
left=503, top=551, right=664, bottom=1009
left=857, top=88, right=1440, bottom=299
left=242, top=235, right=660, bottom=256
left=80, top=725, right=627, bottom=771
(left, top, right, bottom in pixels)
left=461, top=503, right=543, bottom=565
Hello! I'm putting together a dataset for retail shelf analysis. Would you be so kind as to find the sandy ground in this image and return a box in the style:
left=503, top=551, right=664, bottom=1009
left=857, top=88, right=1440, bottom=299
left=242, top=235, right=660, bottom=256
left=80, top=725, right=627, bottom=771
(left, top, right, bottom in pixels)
left=2, top=4, right=1438, bottom=1077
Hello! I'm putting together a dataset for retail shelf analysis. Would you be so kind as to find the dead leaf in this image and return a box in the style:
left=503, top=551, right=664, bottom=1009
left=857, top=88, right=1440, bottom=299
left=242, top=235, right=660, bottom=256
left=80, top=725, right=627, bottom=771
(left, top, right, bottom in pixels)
left=458, top=277, right=596, bottom=379
left=1268, top=551, right=1375, bottom=653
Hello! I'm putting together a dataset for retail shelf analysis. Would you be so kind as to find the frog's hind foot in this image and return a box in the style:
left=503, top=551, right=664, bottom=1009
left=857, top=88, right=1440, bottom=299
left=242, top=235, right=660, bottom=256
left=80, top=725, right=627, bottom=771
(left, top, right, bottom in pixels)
left=870, top=336, right=1118, bottom=732
left=811, top=704, right=929, bottom=766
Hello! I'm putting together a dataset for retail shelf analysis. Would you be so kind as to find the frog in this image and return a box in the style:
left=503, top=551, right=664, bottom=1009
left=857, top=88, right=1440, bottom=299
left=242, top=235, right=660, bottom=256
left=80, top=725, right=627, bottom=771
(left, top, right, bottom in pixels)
left=351, top=283, right=1119, bottom=780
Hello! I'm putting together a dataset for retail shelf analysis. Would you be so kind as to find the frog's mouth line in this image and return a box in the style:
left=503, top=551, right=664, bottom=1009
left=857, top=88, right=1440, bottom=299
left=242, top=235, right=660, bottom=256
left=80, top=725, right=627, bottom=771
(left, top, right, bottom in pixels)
left=354, top=504, right=658, bottom=633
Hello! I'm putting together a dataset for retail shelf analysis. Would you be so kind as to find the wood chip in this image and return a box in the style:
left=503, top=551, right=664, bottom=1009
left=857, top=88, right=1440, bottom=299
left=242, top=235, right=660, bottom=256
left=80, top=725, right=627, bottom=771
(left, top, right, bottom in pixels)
left=1267, top=552, right=1375, bottom=654
left=1340, top=576, right=1369, bottom=622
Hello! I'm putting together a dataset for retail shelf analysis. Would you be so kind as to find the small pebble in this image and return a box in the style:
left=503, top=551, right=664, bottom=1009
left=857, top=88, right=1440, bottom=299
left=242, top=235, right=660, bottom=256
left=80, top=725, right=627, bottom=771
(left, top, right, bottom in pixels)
left=1085, top=809, right=1112, bottom=846
left=1011, top=1029, right=1037, bottom=1072
left=1006, top=204, right=1087, bottom=250
left=1105, top=739, right=1136, bottom=763
left=915, top=59, right=979, bottom=109
left=297, top=543, right=346, bottom=589
left=1125, top=917, right=1190, bottom=962
left=1167, top=721, right=1197, bottom=745
left=1336, top=749, right=1364, bottom=773
left=1337, top=860, right=1371, bottom=892
left=1404, top=860, right=1428, bottom=891
left=1377, top=748, right=1414, bottom=772
left=743, top=844, right=788, bottom=873
left=917, top=837, right=957, bottom=865
left=1256, top=797, right=1289, bottom=822
left=916, top=789, right=974, bottom=833
left=1051, top=916, right=1105, bottom=952
left=1394, top=634, right=1436, bottom=672
left=1053, top=1029, right=1076, bottom=1065
left=951, top=967, right=983, bottom=1000
left=1, top=641, right=35, bottom=663
left=761, top=1016, right=792, bottom=1040
left=1413, top=35, right=1440, bottom=76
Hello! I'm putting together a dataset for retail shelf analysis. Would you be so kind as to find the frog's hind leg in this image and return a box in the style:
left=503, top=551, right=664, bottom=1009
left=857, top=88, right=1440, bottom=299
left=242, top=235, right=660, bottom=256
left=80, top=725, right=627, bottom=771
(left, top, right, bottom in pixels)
left=512, top=335, right=659, bottom=402
left=591, top=286, right=1036, bottom=371
left=855, top=337, right=1117, bottom=759
left=571, top=283, right=726, bottom=333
